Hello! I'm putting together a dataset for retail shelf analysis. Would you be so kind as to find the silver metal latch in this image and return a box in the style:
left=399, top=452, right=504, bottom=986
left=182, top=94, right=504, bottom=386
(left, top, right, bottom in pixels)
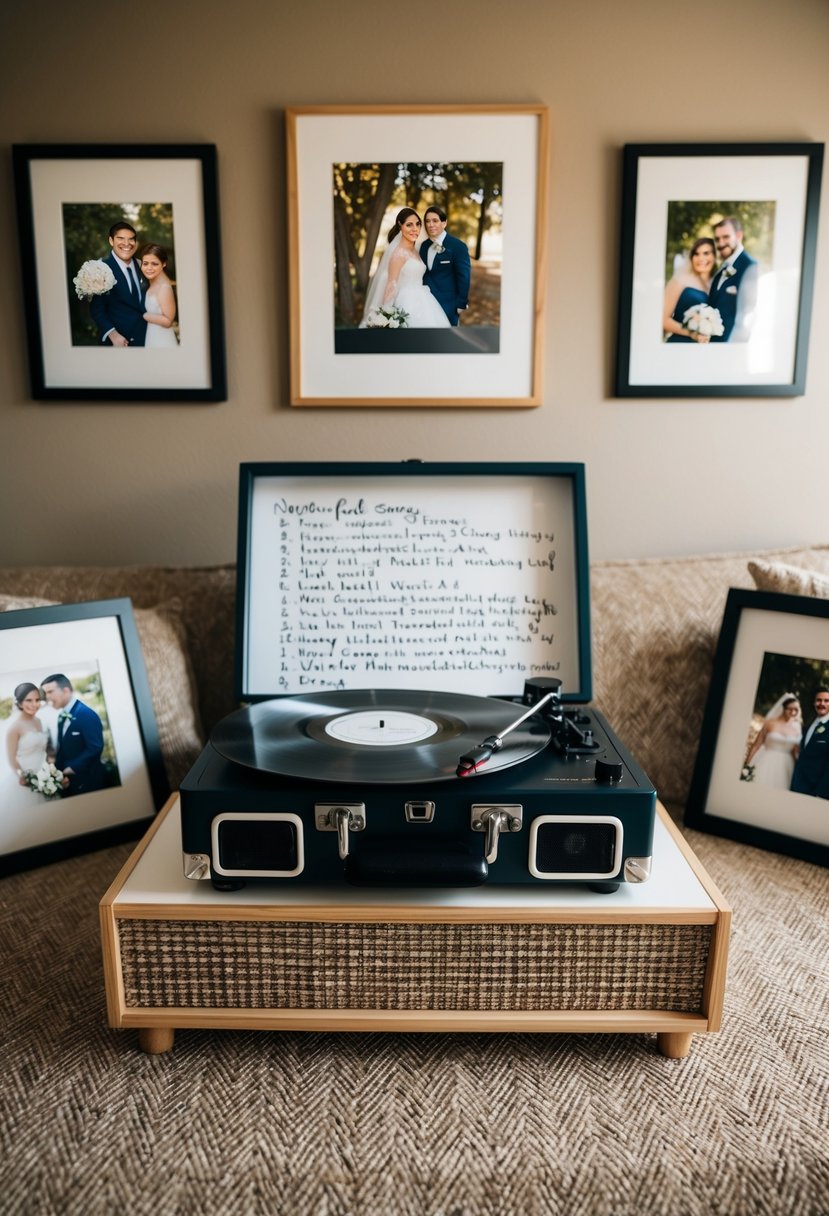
left=316, top=802, right=366, bottom=860
left=624, top=855, right=652, bottom=883
left=183, top=852, right=211, bottom=881
left=470, top=804, right=523, bottom=864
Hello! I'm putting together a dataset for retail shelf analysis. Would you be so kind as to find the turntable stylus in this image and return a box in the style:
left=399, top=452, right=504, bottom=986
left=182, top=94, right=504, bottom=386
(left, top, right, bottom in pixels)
left=457, top=689, right=559, bottom=777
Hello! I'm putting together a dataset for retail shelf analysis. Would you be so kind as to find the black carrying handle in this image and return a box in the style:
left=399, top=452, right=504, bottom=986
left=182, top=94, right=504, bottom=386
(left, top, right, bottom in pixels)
left=344, top=838, right=488, bottom=887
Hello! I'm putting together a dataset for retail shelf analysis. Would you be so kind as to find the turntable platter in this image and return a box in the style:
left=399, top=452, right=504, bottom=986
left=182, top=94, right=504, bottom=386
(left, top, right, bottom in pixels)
left=211, top=688, right=551, bottom=784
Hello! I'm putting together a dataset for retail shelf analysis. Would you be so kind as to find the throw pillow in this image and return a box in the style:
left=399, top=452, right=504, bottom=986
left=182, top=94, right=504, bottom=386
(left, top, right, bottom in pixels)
left=0, top=594, right=203, bottom=789
left=747, top=559, right=829, bottom=600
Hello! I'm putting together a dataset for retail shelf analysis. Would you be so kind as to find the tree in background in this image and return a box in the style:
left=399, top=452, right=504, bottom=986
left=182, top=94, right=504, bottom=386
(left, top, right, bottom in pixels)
left=333, top=162, right=503, bottom=326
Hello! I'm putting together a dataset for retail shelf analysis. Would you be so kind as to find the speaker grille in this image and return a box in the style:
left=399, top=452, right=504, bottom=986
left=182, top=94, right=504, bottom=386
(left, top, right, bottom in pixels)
left=212, top=813, right=303, bottom=877
left=529, top=816, right=622, bottom=879
left=117, top=918, right=713, bottom=1013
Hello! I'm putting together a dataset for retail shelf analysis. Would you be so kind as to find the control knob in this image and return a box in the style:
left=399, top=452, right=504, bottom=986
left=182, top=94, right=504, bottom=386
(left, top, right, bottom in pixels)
left=594, top=758, right=623, bottom=784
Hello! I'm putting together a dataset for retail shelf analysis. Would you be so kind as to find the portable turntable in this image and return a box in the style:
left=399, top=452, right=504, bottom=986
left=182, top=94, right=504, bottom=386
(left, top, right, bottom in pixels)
left=180, top=462, right=656, bottom=890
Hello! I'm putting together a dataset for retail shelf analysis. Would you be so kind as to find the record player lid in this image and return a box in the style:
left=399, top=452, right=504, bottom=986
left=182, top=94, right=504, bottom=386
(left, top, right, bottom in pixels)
left=234, top=462, right=592, bottom=704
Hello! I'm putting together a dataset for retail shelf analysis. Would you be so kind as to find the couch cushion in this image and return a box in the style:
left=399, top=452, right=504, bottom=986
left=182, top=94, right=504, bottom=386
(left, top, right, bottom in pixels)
left=748, top=558, right=829, bottom=599
left=0, top=566, right=237, bottom=733
left=0, top=594, right=203, bottom=790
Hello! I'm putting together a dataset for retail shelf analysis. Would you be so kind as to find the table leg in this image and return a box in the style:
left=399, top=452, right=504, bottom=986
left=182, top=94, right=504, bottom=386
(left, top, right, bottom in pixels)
left=657, top=1031, right=693, bottom=1059
left=138, top=1026, right=175, bottom=1054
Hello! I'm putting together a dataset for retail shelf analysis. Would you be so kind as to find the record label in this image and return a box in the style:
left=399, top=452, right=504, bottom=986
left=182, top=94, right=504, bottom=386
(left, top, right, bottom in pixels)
left=324, top=710, right=439, bottom=746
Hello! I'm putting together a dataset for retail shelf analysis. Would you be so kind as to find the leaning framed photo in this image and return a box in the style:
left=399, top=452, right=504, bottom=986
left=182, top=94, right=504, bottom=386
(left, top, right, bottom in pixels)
left=286, top=104, right=549, bottom=407
left=686, top=588, right=829, bottom=867
left=0, top=599, right=168, bottom=877
left=615, top=142, right=824, bottom=397
left=12, top=143, right=226, bottom=402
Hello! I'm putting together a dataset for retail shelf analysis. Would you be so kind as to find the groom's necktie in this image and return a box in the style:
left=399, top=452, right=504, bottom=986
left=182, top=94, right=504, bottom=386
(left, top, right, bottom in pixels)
left=805, top=718, right=826, bottom=746
left=129, top=264, right=141, bottom=295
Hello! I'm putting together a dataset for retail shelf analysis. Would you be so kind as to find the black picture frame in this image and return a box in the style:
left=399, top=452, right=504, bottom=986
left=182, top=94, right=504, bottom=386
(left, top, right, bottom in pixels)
left=0, top=599, right=169, bottom=877
left=686, top=588, right=829, bottom=867
left=12, top=143, right=226, bottom=402
left=615, top=142, right=824, bottom=398
left=233, top=461, right=592, bottom=703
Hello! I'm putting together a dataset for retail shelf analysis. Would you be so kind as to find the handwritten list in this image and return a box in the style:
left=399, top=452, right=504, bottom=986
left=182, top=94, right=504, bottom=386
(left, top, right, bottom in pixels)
left=244, top=475, right=583, bottom=699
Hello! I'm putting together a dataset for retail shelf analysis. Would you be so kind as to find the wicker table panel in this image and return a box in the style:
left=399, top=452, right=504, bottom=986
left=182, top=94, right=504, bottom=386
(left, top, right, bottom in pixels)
left=118, top=918, right=712, bottom=1012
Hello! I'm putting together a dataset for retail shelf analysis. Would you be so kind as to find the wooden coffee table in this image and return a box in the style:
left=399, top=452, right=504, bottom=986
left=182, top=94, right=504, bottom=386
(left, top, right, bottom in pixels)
left=100, top=798, right=729, bottom=1059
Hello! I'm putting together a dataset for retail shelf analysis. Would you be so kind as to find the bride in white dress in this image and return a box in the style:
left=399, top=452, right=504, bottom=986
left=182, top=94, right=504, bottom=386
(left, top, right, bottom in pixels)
left=359, top=208, right=450, bottom=329
left=5, top=683, right=52, bottom=796
left=745, top=694, right=802, bottom=789
left=139, top=243, right=179, bottom=347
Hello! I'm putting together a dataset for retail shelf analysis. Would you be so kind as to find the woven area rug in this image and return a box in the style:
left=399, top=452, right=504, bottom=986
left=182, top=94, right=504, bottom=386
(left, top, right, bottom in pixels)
left=1, top=822, right=827, bottom=1216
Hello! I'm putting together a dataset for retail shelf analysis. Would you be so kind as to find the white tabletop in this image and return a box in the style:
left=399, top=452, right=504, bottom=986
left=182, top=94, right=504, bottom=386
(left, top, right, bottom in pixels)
left=112, top=799, right=717, bottom=915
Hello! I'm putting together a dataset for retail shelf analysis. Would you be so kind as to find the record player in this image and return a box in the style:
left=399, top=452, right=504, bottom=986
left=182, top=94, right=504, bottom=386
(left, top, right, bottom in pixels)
left=180, top=462, right=656, bottom=891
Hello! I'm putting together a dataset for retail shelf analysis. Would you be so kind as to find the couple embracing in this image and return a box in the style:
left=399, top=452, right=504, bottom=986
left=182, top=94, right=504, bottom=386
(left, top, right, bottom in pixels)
left=663, top=216, right=758, bottom=344
left=89, top=222, right=178, bottom=348
left=6, top=675, right=106, bottom=800
left=359, top=206, right=471, bottom=330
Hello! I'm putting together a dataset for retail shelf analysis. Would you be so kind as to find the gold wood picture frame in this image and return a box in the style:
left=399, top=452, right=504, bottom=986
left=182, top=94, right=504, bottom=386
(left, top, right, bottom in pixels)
left=286, top=105, right=549, bottom=408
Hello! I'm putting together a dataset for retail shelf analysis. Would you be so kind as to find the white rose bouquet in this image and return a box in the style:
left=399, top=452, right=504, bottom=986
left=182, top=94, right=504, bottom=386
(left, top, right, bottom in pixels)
left=364, top=305, right=410, bottom=329
left=682, top=302, right=724, bottom=339
left=73, top=259, right=117, bottom=300
left=20, top=762, right=64, bottom=798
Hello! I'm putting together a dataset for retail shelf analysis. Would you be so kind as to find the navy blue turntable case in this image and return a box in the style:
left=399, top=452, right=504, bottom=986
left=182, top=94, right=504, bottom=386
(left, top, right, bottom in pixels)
left=180, top=462, right=656, bottom=890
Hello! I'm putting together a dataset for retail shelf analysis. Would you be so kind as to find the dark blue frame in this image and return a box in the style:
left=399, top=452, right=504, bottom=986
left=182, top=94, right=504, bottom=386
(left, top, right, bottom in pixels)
left=234, top=461, right=592, bottom=703
left=686, top=588, right=829, bottom=867
left=12, top=143, right=227, bottom=403
left=615, top=142, right=824, bottom=398
left=0, top=598, right=169, bottom=877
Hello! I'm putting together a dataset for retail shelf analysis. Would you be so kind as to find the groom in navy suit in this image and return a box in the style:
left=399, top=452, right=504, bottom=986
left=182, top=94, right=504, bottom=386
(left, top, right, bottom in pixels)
left=42, top=674, right=107, bottom=798
left=791, top=688, right=829, bottom=798
left=421, top=206, right=471, bottom=326
left=708, top=216, right=758, bottom=342
left=89, top=222, right=148, bottom=346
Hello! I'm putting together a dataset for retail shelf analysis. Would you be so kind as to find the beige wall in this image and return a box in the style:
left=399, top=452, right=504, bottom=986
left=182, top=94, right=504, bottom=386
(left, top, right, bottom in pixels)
left=2, top=0, right=828, bottom=566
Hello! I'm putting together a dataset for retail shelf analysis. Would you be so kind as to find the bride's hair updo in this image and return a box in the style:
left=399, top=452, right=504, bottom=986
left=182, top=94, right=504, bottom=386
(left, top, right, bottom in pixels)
left=14, top=682, right=40, bottom=709
left=388, top=207, right=421, bottom=242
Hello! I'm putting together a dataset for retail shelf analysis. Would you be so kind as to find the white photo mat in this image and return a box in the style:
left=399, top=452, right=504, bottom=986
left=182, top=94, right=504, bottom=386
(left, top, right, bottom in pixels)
left=29, top=157, right=211, bottom=390
left=0, top=615, right=156, bottom=856
left=702, top=604, right=829, bottom=849
left=627, top=152, right=812, bottom=388
left=288, top=107, right=547, bottom=405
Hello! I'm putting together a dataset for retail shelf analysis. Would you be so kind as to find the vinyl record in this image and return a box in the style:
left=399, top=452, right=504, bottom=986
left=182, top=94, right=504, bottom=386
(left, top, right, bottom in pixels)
left=211, top=688, right=551, bottom=784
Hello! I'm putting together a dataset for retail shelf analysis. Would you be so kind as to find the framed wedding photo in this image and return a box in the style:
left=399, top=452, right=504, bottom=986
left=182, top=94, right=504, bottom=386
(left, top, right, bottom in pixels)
left=12, top=144, right=227, bottom=402
left=615, top=142, right=824, bottom=398
left=685, top=588, right=829, bottom=867
left=285, top=104, right=549, bottom=407
left=0, top=599, right=168, bottom=877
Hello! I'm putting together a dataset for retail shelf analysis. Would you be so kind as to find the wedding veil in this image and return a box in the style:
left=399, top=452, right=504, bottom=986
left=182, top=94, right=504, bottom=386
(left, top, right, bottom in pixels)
left=764, top=692, right=801, bottom=722
left=359, top=232, right=404, bottom=327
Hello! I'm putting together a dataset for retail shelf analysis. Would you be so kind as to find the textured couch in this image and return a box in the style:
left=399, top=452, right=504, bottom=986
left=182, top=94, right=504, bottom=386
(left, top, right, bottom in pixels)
left=1, top=547, right=828, bottom=1215
left=4, top=543, right=829, bottom=804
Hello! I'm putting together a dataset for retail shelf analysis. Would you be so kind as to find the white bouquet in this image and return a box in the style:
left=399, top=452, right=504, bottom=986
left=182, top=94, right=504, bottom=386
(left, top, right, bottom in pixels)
left=20, top=762, right=64, bottom=798
left=364, top=305, right=410, bottom=329
left=682, top=302, right=724, bottom=339
left=73, top=259, right=117, bottom=300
